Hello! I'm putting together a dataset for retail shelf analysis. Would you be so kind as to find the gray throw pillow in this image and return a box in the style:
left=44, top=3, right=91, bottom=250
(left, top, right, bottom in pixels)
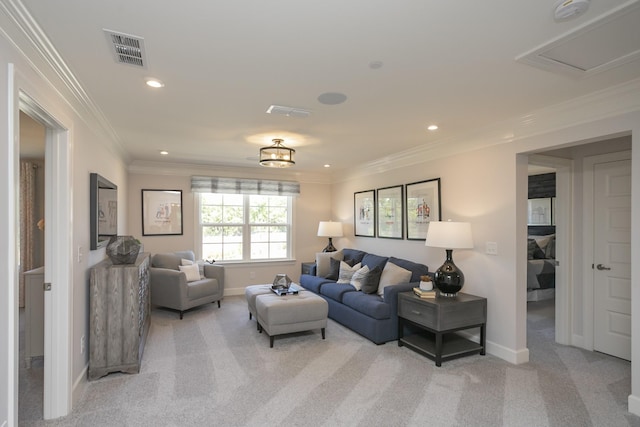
left=361, top=266, right=382, bottom=294
left=325, top=257, right=342, bottom=280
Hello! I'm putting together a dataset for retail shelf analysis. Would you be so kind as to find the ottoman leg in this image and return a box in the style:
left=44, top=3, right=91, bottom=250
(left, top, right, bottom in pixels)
left=270, top=335, right=274, bottom=348
left=249, top=312, right=252, bottom=320
left=321, top=328, right=325, bottom=340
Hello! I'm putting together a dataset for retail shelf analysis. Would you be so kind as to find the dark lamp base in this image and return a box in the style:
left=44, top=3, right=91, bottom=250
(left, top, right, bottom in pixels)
left=322, top=237, right=337, bottom=252
left=433, top=249, right=465, bottom=297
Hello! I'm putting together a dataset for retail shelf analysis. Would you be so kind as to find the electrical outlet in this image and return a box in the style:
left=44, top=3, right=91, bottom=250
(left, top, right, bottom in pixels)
left=77, top=246, right=83, bottom=263
left=486, top=242, right=498, bottom=255
left=80, top=335, right=85, bottom=354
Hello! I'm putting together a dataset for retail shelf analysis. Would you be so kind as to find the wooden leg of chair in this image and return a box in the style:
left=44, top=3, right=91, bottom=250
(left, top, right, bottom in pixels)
left=270, top=336, right=274, bottom=348
left=249, top=312, right=252, bottom=320
left=217, top=300, right=221, bottom=308
left=321, top=328, right=325, bottom=340
left=179, top=311, right=184, bottom=320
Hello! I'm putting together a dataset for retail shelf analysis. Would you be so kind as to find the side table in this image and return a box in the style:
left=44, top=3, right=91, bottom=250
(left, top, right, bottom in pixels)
left=301, top=262, right=315, bottom=275
left=397, top=291, right=486, bottom=366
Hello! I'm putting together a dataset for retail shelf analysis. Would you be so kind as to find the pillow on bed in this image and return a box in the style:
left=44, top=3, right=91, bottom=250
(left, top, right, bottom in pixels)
left=527, top=239, right=546, bottom=259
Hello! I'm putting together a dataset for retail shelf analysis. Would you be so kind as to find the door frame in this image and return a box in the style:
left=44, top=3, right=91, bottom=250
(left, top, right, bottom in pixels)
left=18, top=91, right=73, bottom=419
left=528, top=154, right=573, bottom=345
left=582, top=150, right=632, bottom=352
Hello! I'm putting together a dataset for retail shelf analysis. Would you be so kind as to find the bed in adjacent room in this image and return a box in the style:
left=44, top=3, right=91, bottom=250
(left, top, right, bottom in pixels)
left=527, top=226, right=556, bottom=302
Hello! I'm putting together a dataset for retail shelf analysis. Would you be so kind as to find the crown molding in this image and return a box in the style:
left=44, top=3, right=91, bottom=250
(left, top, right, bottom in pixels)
left=128, top=160, right=333, bottom=185
left=0, top=0, right=129, bottom=162
left=337, top=77, right=640, bottom=182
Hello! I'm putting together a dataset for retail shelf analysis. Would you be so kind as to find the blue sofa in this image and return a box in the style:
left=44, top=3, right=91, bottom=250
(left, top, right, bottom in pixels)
left=299, top=248, right=429, bottom=344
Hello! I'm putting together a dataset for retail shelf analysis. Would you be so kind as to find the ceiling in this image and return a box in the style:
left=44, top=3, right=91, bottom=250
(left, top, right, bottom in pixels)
left=15, top=0, right=640, bottom=174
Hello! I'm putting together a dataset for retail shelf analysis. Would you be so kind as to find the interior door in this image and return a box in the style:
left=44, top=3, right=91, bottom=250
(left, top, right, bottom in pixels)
left=593, top=159, right=631, bottom=361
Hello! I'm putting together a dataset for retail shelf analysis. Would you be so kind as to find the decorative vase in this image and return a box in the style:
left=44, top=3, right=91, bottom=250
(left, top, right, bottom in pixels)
left=106, top=236, right=141, bottom=265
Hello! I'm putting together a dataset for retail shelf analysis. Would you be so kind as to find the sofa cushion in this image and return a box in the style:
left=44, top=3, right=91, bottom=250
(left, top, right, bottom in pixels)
left=341, top=291, right=390, bottom=320
left=320, top=282, right=357, bottom=302
left=388, top=257, right=429, bottom=282
left=187, top=278, right=219, bottom=300
left=361, top=266, right=382, bottom=294
left=343, top=249, right=366, bottom=266
left=337, top=262, right=362, bottom=284
left=300, top=275, right=333, bottom=294
left=377, top=262, right=412, bottom=296
left=361, top=253, right=388, bottom=272
left=315, top=250, right=344, bottom=277
left=152, top=253, right=182, bottom=270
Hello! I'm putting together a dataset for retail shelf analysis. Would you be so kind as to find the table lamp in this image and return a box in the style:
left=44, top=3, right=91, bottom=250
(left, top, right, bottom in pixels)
left=317, top=221, right=343, bottom=252
left=425, top=221, right=473, bottom=297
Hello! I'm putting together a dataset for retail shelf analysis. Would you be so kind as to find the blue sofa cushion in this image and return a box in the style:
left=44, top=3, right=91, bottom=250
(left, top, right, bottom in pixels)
left=342, top=291, right=391, bottom=320
left=388, top=257, right=429, bottom=282
left=300, top=274, right=333, bottom=294
left=362, top=253, right=388, bottom=272
left=343, top=249, right=366, bottom=265
left=320, top=282, right=356, bottom=302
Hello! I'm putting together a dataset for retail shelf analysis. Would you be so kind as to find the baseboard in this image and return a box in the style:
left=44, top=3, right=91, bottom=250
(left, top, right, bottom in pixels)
left=629, top=394, right=640, bottom=416
left=456, top=331, right=529, bottom=364
left=225, top=288, right=246, bottom=297
left=571, top=333, right=585, bottom=349
left=72, top=363, right=88, bottom=409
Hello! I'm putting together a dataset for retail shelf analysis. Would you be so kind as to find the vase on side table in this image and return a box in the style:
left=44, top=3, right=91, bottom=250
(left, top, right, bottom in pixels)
left=106, top=235, right=141, bottom=265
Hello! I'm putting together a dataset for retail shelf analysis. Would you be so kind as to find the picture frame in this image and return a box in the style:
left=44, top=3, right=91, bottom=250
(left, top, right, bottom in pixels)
left=354, top=189, right=376, bottom=237
left=527, top=197, right=552, bottom=226
left=405, top=178, right=441, bottom=240
left=141, top=189, right=183, bottom=236
left=377, top=185, right=404, bottom=239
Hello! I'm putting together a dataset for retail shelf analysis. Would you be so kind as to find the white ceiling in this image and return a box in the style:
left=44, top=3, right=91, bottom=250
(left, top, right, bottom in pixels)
left=15, top=0, right=640, bottom=173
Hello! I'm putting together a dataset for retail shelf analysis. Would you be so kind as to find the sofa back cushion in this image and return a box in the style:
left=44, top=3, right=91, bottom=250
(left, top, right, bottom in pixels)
left=342, top=248, right=366, bottom=266
left=152, top=253, right=183, bottom=270
left=315, top=250, right=344, bottom=277
left=388, top=257, right=429, bottom=282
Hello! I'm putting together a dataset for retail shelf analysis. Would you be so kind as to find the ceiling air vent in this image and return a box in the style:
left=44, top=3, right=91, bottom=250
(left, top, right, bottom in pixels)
left=104, top=29, right=147, bottom=68
left=266, top=105, right=311, bottom=118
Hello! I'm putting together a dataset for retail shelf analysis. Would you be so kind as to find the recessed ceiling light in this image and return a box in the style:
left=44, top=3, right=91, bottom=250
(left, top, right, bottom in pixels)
left=324, top=164, right=331, bottom=168
left=427, top=125, right=439, bottom=131
left=318, top=92, right=347, bottom=105
left=159, top=150, right=169, bottom=155
left=145, top=78, right=164, bottom=88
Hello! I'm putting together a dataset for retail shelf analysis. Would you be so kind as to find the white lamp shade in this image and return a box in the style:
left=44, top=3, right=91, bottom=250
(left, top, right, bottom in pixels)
left=425, top=221, right=473, bottom=249
left=317, top=221, right=343, bottom=237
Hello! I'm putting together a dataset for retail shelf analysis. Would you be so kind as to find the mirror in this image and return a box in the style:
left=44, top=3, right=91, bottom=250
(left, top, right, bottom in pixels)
left=90, top=173, right=117, bottom=250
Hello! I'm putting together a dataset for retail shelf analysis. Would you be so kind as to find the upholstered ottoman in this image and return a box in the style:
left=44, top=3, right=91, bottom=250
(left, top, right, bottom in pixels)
left=245, top=285, right=273, bottom=329
left=255, top=292, right=328, bottom=348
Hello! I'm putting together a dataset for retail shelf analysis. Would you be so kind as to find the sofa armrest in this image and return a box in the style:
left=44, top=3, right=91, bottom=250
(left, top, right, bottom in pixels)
left=203, top=264, right=225, bottom=293
left=383, top=282, right=417, bottom=314
left=149, top=267, right=188, bottom=305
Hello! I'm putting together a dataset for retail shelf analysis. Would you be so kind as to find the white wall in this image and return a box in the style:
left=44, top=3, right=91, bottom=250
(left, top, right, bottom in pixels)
left=0, top=26, right=129, bottom=424
left=127, top=164, right=332, bottom=295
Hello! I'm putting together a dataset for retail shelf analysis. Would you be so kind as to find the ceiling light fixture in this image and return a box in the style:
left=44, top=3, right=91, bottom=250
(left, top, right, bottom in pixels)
left=160, top=150, right=169, bottom=155
left=554, top=0, right=590, bottom=21
left=259, top=138, right=295, bottom=168
left=427, top=125, right=439, bottom=131
left=145, top=78, right=164, bottom=88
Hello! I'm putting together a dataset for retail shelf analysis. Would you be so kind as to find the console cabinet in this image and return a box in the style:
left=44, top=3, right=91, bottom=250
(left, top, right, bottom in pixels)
left=89, top=253, right=150, bottom=380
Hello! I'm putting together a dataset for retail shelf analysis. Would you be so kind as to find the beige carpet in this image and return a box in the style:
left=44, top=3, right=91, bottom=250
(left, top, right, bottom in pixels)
left=19, top=296, right=640, bottom=426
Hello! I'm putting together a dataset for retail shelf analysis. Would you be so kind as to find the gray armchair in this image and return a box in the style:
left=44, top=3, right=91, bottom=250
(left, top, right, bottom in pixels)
left=150, top=250, right=224, bottom=319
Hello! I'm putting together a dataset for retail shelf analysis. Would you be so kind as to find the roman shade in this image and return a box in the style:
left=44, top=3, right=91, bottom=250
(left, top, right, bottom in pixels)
left=191, top=176, right=300, bottom=196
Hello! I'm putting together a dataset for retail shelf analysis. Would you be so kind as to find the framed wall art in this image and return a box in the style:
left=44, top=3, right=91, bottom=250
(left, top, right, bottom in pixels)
left=405, top=178, right=441, bottom=240
left=354, top=189, right=376, bottom=237
left=142, top=189, right=183, bottom=236
left=377, top=185, right=403, bottom=239
left=527, top=197, right=552, bottom=226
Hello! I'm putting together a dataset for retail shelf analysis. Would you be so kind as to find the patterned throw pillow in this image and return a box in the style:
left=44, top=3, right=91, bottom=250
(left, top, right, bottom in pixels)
left=336, top=262, right=362, bottom=284
left=527, top=239, right=546, bottom=259
left=350, top=265, right=370, bottom=291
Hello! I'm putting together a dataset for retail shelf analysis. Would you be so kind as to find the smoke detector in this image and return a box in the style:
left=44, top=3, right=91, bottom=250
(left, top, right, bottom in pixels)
left=554, top=0, right=590, bottom=21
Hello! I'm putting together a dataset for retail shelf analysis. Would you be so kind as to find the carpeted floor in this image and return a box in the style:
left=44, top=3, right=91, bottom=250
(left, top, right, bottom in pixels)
left=19, top=296, right=640, bottom=426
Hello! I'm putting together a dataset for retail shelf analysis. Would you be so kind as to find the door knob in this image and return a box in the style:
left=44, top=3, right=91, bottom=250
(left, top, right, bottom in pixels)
left=596, top=264, right=611, bottom=271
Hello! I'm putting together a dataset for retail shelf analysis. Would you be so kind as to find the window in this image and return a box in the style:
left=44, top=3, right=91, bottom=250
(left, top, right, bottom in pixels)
left=198, top=193, right=292, bottom=262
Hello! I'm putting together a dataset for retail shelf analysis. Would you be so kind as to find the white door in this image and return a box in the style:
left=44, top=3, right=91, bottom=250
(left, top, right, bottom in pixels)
left=593, top=159, right=632, bottom=360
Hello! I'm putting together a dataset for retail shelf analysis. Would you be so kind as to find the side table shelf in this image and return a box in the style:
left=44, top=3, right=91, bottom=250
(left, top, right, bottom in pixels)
left=398, top=292, right=486, bottom=366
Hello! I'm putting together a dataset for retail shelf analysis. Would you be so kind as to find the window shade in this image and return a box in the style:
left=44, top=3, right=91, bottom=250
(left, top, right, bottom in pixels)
left=191, top=176, right=300, bottom=196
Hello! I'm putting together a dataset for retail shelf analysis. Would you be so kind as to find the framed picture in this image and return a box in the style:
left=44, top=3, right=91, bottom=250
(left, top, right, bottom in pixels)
left=354, top=190, right=376, bottom=237
left=142, top=189, right=183, bottom=236
left=377, top=185, right=403, bottom=239
left=405, top=178, right=441, bottom=240
left=528, top=197, right=552, bottom=225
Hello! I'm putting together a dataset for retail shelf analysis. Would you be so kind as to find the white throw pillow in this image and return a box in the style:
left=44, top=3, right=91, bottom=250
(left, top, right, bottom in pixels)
left=336, top=262, right=362, bottom=284
left=377, top=262, right=412, bottom=297
left=315, top=250, right=344, bottom=277
left=350, top=265, right=370, bottom=291
left=179, top=264, right=201, bottom=282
